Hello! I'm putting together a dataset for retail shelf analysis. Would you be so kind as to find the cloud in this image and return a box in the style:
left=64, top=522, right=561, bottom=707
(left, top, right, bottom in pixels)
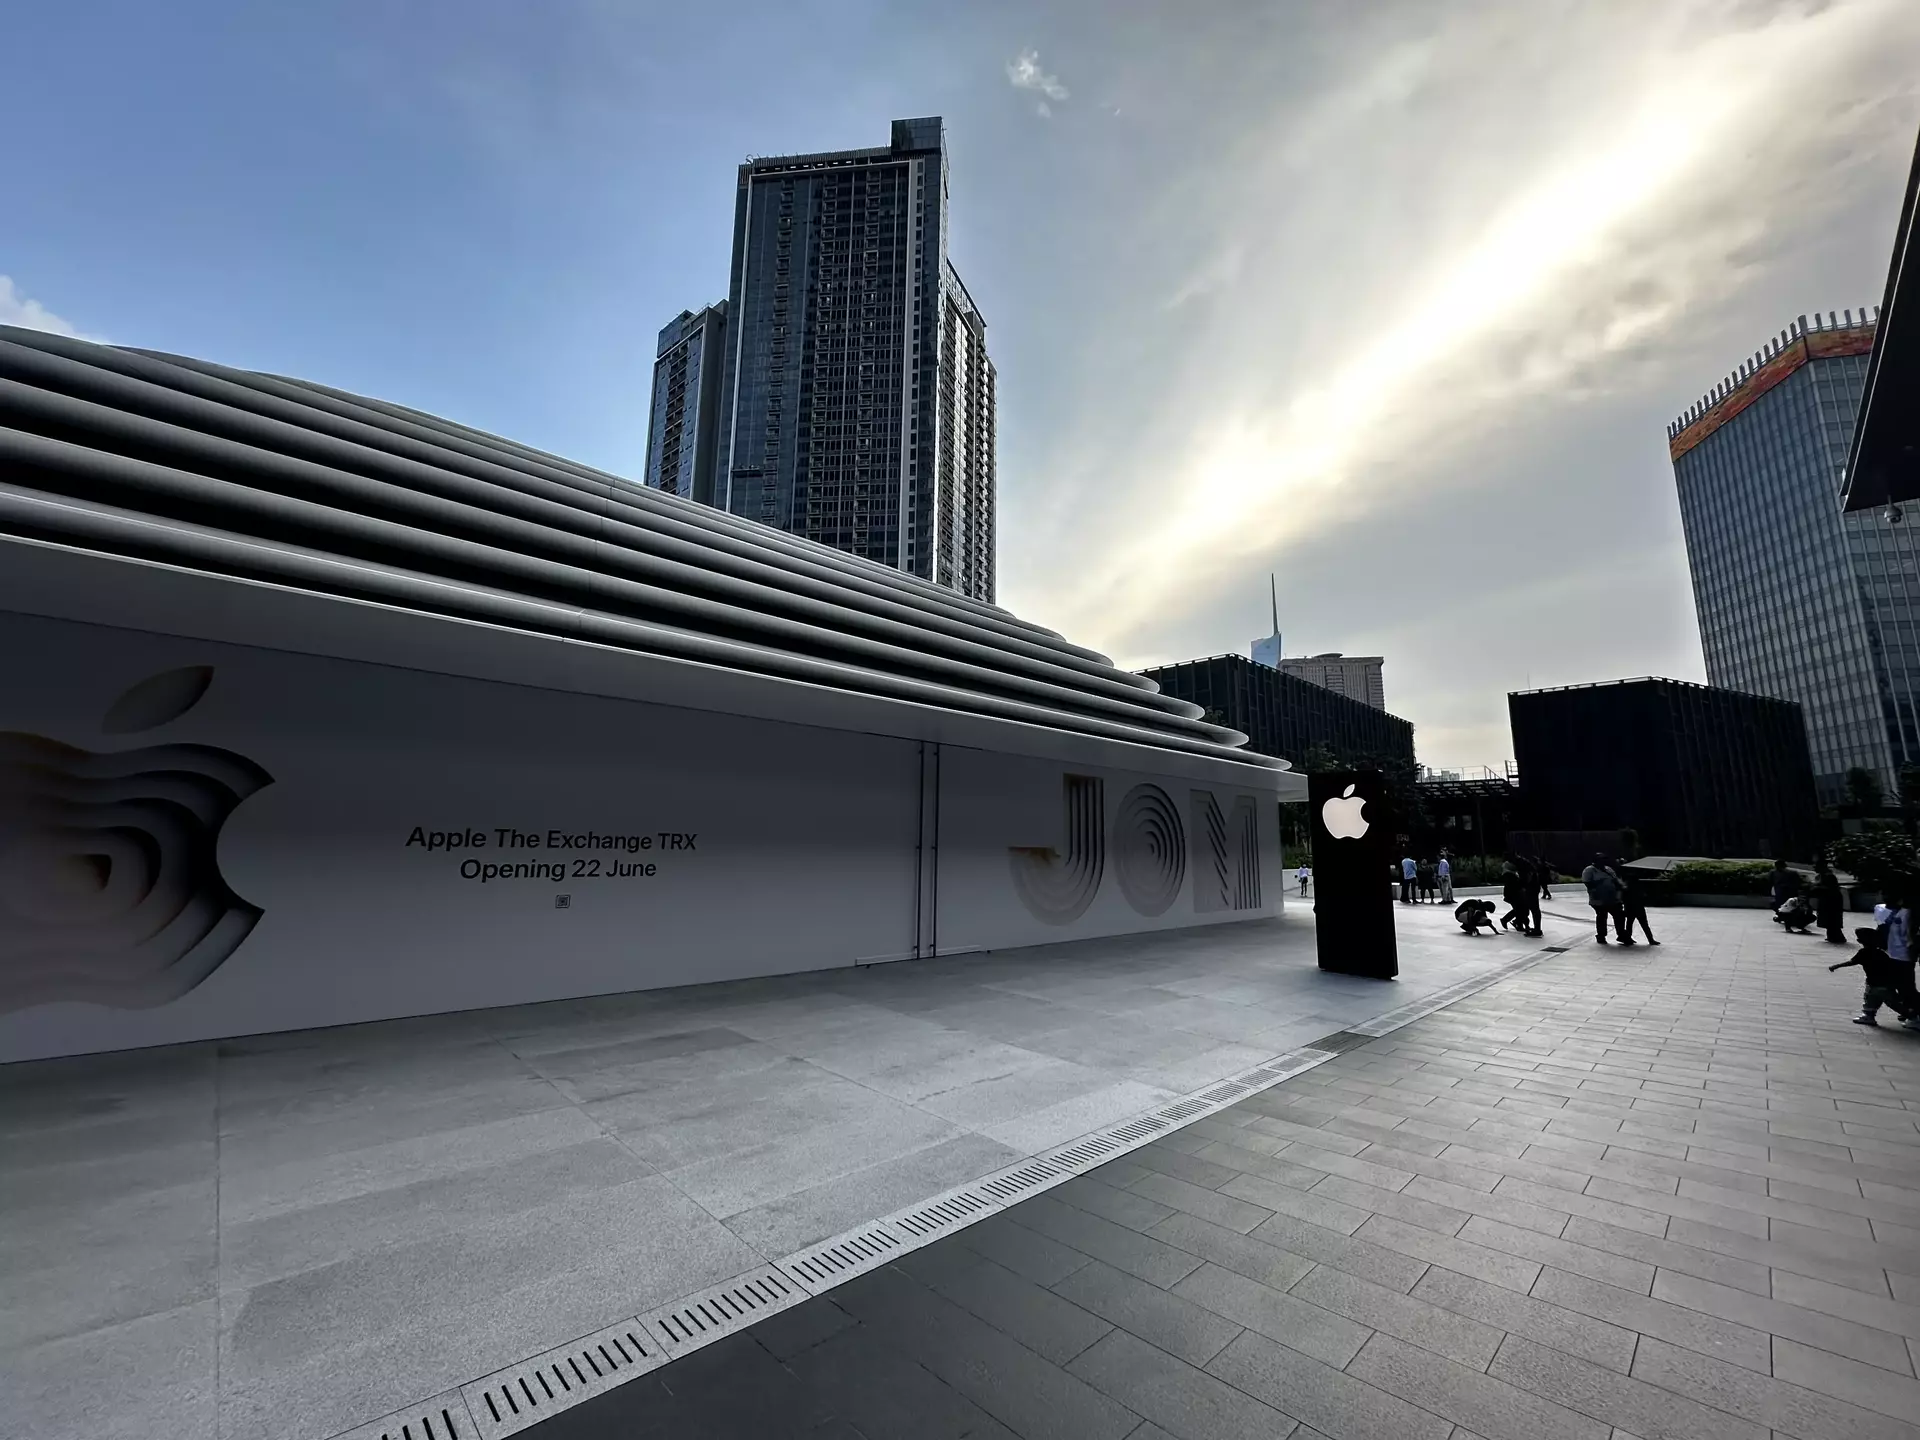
left=1006, top=48, right=1068, bottom=117
left=1006, top=0, right=1920, bottom=672
left=0, top=276, right=97, bottom=340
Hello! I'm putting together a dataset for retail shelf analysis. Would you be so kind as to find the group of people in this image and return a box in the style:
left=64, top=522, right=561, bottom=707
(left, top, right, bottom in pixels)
left=1451, top=854, right=1554, bottom=938
left=1397, top=854, right=1455, bottom=905
left=1578, top=855, right=1659, bottom=946
left=1767, top=858, right=1849, bottom=944
left=1831, top=893, right=1920, bottom=1028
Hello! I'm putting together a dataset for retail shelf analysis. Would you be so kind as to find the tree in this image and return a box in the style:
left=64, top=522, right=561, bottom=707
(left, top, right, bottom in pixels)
left=1826, top=832, right=1919, bottom=892
left=1847, top=767, right=1885, bottom=810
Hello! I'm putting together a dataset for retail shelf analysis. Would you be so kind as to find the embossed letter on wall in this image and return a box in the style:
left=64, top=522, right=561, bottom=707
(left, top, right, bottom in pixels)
left=1191, top=791, right=1262, bottom=913
left=1113, top=783, right=1185, bottom=917
left=1009, top=774, right=1105, bottom=924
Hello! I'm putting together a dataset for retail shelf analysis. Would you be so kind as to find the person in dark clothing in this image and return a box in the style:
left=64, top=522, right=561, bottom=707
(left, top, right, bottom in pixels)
left=1832, top=927, right=1920, bottom=1026
left=1417, top=859, right=1437, bottom=904
left=1456, top=898, right=1499, bottom=935
left=1619, top=871, right=1659, bottom=945
left=1582, top=853, right=1625, bottom=944
left=1814, top=865, right=1846, bottom=944
left=1535, top=858, right=1554, bottom=902
left=1519, top=856, right=1544, bottom=937
left=1771, top=859, right=1801, bottom=910
left=1499, top=861, right=1527, bottom=931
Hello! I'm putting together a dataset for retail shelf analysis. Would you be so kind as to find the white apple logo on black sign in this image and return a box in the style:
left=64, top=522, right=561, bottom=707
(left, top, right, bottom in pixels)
left=1320, top=783, right=1370, bottom=841
left=0, top=666, right=272, bottom=1013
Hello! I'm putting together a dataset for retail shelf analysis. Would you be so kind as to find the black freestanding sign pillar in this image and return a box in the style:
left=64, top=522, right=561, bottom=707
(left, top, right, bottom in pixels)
left=1309, top=769, right=1399, bottom=979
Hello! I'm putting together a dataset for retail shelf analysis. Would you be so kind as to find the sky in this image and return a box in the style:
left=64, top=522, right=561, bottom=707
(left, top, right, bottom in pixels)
left=6, top=0, right=1918, bottom=768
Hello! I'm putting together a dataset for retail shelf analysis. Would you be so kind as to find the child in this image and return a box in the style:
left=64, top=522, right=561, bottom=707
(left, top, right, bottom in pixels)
left=1455, top=898, right=1499, bottom=936
left=1831, top=927, right=1920, bottom=1027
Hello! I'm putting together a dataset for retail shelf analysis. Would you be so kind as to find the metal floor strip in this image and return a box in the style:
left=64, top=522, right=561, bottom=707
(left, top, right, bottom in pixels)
left=463, top=1322, right=665, bottom=1439
left=331, top=1392, right=474, bottom=1440
left=323, top=938, right=1573, bottom=1440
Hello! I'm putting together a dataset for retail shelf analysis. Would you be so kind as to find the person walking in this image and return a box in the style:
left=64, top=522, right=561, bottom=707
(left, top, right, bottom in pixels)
left=1868, top=891, right=1920, bottom=1027
left=1814, top=863, right=1845, bottom=944
left=1582, top=853, right=1624, bottom=944
left=1401, top=855, right=1417, bottom=904
left=1619, top=870, right=1659, bottom=945
left=1535, top=858, right=1554, bottom=902
left=1500, top=860, right=1527, bottom=931
left=1438, top=853, right=1454, bottom=904
left=1520, top=855, right=1544, bottom=937
left=1297, top=863, right=1311, bottom=897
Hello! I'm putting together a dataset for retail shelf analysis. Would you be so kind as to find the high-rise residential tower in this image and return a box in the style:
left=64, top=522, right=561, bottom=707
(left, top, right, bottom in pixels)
left=1278, top=654, right=1387, bottom=712
left=1668, top=307, right=1918, bottom=805
left=714, top=117, right=996, bottom=601
left=643, top=302, right=728, bottom=503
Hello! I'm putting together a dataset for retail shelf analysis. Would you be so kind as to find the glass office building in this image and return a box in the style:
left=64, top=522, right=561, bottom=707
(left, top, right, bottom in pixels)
left=714, top=117, right=996, bottom=601
left=643, top=302, right=727, bottom=503
left=1669, top=308, right=1920, bottom=805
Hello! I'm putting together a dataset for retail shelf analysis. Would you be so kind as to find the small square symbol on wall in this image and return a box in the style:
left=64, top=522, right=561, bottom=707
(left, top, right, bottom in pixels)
left=554, top=894, right=572, bottom=910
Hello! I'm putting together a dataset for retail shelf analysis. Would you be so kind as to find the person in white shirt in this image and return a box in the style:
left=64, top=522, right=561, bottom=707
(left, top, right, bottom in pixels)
left=1437, top=855, right=1453, bottom=904
left=1863, top=893, right=1920, bottom=1027
left=1296, top=864, right=1311, bottom=896
left=1400, top=855, right=1417, bottom=904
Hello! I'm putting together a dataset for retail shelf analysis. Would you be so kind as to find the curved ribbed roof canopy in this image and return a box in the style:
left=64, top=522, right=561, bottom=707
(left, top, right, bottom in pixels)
left=0, top=326, right=1279, bottom=768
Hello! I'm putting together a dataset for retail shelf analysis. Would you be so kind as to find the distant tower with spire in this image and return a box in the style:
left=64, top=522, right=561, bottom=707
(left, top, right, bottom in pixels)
left=1251, top=574, right=1282, bottom=669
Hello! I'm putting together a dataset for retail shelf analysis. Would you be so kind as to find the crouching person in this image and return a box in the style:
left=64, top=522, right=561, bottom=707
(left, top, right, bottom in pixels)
left=1456, top=899, right=1499, bottom=936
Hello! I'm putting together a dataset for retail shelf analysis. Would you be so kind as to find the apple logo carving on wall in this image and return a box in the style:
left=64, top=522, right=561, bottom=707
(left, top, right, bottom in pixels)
left=0, top=666, right=273, bottom=1013
left=1320, top=783, right=1370, bottom=841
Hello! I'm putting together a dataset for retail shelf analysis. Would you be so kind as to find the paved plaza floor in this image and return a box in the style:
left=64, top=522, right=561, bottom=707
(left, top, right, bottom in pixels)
left=4, top=894, right=1581, bottom=1440
left=523, top=904, right=1920, bottom=1440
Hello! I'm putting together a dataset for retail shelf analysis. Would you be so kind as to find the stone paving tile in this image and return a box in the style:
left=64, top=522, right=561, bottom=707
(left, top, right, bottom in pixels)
left=1066, top=1330, right=1297, bottom=1440
left=1630, top=1335, right=1920, bottom=1440
left=1488, top=1332, right=1766, bottom=1440
left=1346, top=1330, right=1610, bottom=1440
left=1410, top=1264, right=1639, bottom=1372
left=1529, top=1266, right=1772, bottom=1372
left=1170, top=1261, right=1374, bottom=1366
left=1051, top=1259, right=1243, bottom=1367
left=1207, top=1330, right=1454, bottom=1440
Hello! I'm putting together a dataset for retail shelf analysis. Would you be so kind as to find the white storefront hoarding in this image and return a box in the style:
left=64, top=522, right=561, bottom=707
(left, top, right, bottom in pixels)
left=0, top=603, right=1289, bottom=1063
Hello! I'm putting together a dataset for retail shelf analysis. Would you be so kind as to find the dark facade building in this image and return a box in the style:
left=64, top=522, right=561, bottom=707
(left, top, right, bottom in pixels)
left=643, top=302, right=728, bottom=503
left=1508, top=677, right=1819, bottom=860
left=1841, top=123, right=1919, bottom=516
left=1668, top=309, right=1913, bottom=804
left=1141, top=653, right=1415, bottom=769
left=711, top=117, right=995, bottom=600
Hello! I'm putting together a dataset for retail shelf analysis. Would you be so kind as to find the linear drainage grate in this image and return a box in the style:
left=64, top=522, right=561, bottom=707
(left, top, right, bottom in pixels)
left=1157, top=1097, right=1212, bottom=1122
left=1048, top=1135, right=1123, bottom=1168
left=333, top=1394, right=473, bottom=1440
left=462, top=1322, right=662, bottom=1439
left=784, top=1226, right=904, bottom=1289
left=978, top=1158, right=1068, bottom=1201
left=893, top=1190, right=994, bottom=1238
left=1108, top=1116, right=1170, bottom=1143
left=1198, top=1080, right=1251, bottom=1103
left=642, top=1266, right=807, bottom=1351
